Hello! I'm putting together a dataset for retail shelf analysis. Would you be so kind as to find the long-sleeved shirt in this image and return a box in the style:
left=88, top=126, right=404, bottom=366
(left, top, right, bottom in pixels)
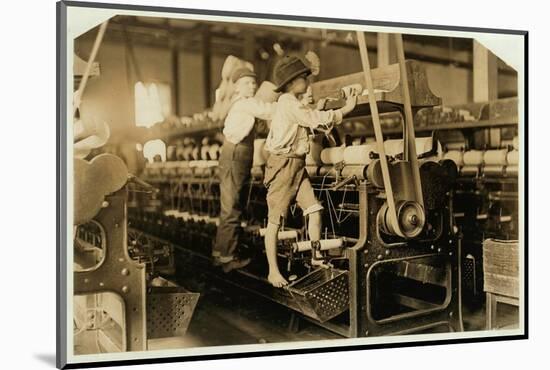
left=222, top=95, right=277, bottom=145
left=265, top=93, right=343, bottom=156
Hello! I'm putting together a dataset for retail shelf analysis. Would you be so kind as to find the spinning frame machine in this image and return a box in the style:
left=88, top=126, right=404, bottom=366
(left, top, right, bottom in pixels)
left=74, top=163, right=201, bottom=353
left=72, top=22, right=199, bottom=354
left=133, top=33, right=465, bottom=337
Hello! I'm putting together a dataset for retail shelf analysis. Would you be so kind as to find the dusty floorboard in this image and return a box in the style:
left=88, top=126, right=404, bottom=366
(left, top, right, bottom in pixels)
left=75, top=274, right=519, bottom=354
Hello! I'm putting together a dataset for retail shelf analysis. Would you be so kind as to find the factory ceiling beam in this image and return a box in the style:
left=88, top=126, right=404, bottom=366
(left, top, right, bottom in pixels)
left=109, top=17, right=256, bottom=48
left=75, top=17, right=244, bottom=53
left=79, top=18, right=517, bottom=76
left=202, top=23, right=516, bottom=75
left=77, top=24, right=243, bottom=56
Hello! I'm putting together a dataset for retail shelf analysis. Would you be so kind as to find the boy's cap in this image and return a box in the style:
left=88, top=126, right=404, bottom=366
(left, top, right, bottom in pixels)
left=231, top=67, right=257, bottom=83
left=273, top=56, right=312, bottom=93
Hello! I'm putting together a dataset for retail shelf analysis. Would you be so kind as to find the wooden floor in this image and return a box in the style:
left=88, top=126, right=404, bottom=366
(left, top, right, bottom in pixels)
left=148, top=283, right=519, bottom=350
left=75, top=276, right=520, bottom=354
left=149, top=283, right=342, bottom=350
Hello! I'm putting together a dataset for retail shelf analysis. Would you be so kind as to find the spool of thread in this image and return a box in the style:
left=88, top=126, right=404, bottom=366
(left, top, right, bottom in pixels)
left=182, top=146, right=194, bottom=161
left=499, top=215, right=513, bottom=223
left=341, top=165, right=368, bottom=180
left=318, top=166, right=338, bottom=177
left=483, top=165, right=505, bottom=176
left=384, top=140, right=404, bottom=156
left=294, top=238, right=343, bottom=252
left=507, top=150, right=519, bottom=165
left=258, top=228, right=298, bottom=240
left=415, top=137, right=435, bottom=155
left=208, top=143, right=220, bottom=160
left=181, top=117, right=193, bottom=126
left=483, top=149, right=508, bottom=165
left=461, top=166, right=479, bottom=176
left=443, top=151, right=464, bottom=167
left=320, top=147, right=345, bottom=164
left=253, top=139, right=268, bottom=166
left=382, top=138, right=441, bottom=158
left=201, top=145, right=210, bottom=160
left=343, top=144, right=376, bottom=165
left=191, top=146, right=200, bottom=160
left=166, top=146, right=177, bottom=161
left=175, top=146, right=186, bottom=161
left=463, top=150, right=484, bottom=166
left=446, top=142, right=466, bottom=151
left=507, top=166, right=518, bottom=175
left=278, top=230, right=299, bottom=240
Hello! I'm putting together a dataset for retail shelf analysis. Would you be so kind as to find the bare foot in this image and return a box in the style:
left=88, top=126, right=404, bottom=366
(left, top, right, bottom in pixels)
left=268, top=271, right=288, bottom=288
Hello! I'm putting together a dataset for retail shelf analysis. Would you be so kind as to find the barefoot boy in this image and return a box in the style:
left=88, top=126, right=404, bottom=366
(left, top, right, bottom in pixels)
left=263, top=56, right=357, bottom=287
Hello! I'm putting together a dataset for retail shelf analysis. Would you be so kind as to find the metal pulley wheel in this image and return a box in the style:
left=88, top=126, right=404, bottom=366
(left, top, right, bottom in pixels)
left=378, top=200, right=425, bottom=238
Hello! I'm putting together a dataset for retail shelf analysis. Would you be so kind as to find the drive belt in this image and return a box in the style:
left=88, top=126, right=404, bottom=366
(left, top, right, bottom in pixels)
left=356, top=32, right=424, bottom=238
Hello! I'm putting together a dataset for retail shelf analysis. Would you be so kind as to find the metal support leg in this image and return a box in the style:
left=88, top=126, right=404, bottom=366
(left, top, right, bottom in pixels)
left=288, top=312, right=301, bottom=333
left=74, top=189, right=147, bottom=351
left=486, top=293, right=497, bottom=330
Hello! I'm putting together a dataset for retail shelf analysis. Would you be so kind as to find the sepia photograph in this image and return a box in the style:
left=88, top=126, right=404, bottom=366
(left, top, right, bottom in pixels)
left=57, top=1, right=526, bottom=368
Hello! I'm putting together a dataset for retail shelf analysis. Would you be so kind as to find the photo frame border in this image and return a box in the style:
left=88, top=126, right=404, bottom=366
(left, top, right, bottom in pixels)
left=56, top=1, right=529, bottom=368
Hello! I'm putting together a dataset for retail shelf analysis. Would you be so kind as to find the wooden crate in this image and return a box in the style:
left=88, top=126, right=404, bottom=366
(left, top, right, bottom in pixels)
left=482, top=239, right=519, bottom=298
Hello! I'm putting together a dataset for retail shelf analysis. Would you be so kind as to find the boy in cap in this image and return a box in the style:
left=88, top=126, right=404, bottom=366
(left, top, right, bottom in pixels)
left=263, top=56, right=357, bottom=287
left=213, top=67, right=277, bottom=272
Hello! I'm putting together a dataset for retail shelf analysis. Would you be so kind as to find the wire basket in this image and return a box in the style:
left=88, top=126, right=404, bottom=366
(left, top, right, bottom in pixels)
left=146, top=287, right=200, bottom=339
left=287, top=268, right=349, bottom=323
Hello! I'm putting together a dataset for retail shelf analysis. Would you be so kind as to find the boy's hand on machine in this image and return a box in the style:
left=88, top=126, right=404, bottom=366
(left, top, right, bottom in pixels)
left=341, top=95, right=357, bottom=116
left=268, top=271, right=288, bottom=288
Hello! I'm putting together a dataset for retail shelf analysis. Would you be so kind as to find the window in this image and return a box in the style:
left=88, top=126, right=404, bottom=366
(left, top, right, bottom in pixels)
left=134, top=82, right=171, bottom=128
